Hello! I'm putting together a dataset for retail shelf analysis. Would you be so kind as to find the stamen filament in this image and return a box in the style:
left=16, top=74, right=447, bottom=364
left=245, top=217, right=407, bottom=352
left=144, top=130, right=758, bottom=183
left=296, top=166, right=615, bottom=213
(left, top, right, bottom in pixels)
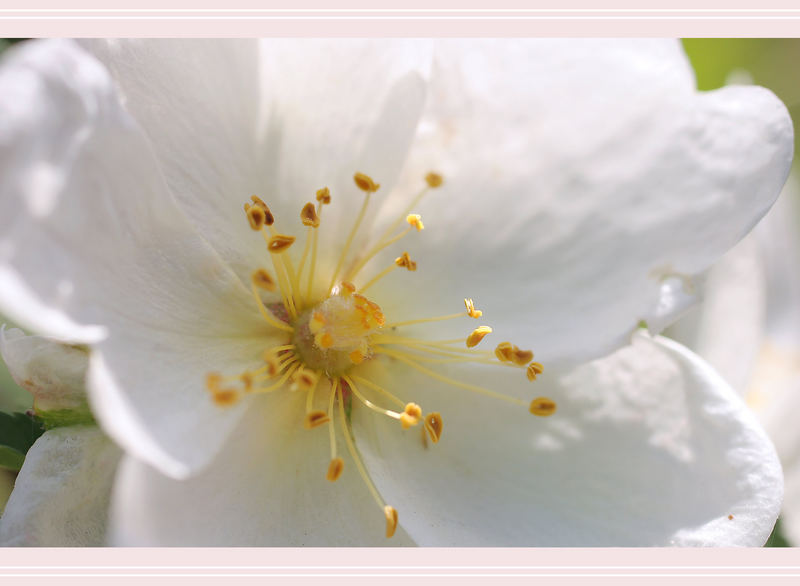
left=328, top=379, right=338, bottom=459
left=375, top=348, right=527, bottom=407
left=305, top=370, right=320, bottom=413
left=359, top=263, right=398, bottom=293
left=346, top=225, right=412, bottom=282
left=349, top=374, right=406, bottom=409
left=250, top=359, right=299, bottom=391
left=375, top=185, right=430, bottom=247
left=295, top=226, right=314, bottom=307
left=384, top=312, right=468, bottom=328
left=262, top=230, right=298, bottom=319
left=306, top=204, right=324, bottom=303
left=249, top=282, right=294, bottom=333
left=343, top=376, right=402, bottom=421
left=329, top=192, right=372, bottom=293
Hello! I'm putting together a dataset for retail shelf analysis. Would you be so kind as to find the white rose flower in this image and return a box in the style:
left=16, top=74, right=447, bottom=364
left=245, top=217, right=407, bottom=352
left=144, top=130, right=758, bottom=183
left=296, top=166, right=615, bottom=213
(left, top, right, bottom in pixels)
left=0, top=38, right=792, bottom=545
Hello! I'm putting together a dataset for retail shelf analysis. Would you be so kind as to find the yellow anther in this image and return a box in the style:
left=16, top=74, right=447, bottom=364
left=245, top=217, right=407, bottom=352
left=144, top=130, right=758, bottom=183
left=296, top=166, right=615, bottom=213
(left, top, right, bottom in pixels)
left=262, top=350, right=282, bottom=377
left=511, top=348, right=534, bottom=366
left=316, top=187, right=331, bottom=204
left=384, top=505, right=398, bottom=538
left=301, top=202, right=321, bottom=228
left=252, top=269, right=277, bottom=291
left=395, top=252, right=417, bottom=271
left=267, top=234, right=296, bottom=253
left=529, top=397, right=557, bottom=417
left=205, top=372, right=223, bottom=391
left=212, top=388, right=240, bottom=407
left=304, top=410, right=330, bottom=429
left=245, top=204, right=266, bottom=231
left=354, top=172, right=380, bottom=193
left=424, top=412, right=443, bottom=443
left=466, top=326, right=493, bottom=348
left=494, top=342, right=514, bottom=363
left=349, top=349, right=366, bottom=365
left=339, top=281, right=356, bottom=297
left=327, top=457, right=344, bottom=482
left=400, top=402, right=423, bottom=429
left=425, top=172, right=443, bottom=188
left=464, top=298, right=483, bottom=319
left=290, top=368, right=318, bottom=393
left=526, top=362, right=544, bottom=381
left=240, top=372, right=254, bottom=392
left=406, top=214, right=424, bottom=231
left=250, top=196, right=275, bottom=225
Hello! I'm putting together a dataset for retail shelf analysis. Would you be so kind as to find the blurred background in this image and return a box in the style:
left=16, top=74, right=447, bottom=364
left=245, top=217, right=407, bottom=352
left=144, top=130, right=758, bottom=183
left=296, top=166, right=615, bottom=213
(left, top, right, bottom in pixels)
left=0, top=38, right=798, bottom=546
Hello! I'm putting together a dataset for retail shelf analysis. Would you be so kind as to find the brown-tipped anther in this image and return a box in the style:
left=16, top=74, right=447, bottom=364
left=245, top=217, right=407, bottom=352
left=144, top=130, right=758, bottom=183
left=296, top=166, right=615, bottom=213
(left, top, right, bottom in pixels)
left=262, top=351, right=281, bottom=377
left=425, top=172, right=443, bottom=188
left=395, top=252, right=417, bottom=271
left=339, top=281, right=357, bottom=297
left=212, top=388, right=240, bottom=407
left=267, top=234, right=296, bottom=253
left=526, top=362, right=544, bottom=381
left=327, top=457, right=344, bottom=482
left=316, top=187, right=331, bottom=204
left=494, top=342, right=514, bottom=363
left=304, top=410, right=330, bottom=429
left=424, top=412, right=443, bottom=443
left=240, top=372, right=254, bottom=392
left=400, top=403, right=422, bottom=429
left=252, top=269, right=277, bottom=291
left=301, top=202, right=321, bottom=228
left=511, top=348, right=534, bottom=366
left=529, top=397, right=556, bottom=417
left=205, top=372, right=223, bottom=391
left=464, top=298, right=483, bottom=319
left=354, top=172, right=380, bottom=193
left=246, top=205, right=266, bottom=230
left=250, top=196, right=275, bottom=225
left=466, top=326, right=493, bottom=348
left=290, top=368, right=319, bottom=393
left=406, top=214, right=424, bottom=231
left=384, top=505, right=398, bottom=538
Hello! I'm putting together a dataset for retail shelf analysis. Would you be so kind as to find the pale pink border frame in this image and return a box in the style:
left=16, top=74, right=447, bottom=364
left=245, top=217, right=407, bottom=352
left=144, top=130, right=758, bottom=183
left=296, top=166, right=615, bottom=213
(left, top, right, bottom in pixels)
left=2, top=2, right=800, bottom=583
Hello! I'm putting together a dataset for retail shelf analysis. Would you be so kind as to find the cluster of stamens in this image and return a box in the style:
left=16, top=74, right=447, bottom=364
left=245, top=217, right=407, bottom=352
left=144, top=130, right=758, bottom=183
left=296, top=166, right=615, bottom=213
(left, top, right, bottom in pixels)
left=205, top=171, right=556, bottom=540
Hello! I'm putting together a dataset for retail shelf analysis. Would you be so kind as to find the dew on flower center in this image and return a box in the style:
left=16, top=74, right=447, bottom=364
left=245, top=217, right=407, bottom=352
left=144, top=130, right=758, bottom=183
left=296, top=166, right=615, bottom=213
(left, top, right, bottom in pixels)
left=205, top=171, right=557, bottom=540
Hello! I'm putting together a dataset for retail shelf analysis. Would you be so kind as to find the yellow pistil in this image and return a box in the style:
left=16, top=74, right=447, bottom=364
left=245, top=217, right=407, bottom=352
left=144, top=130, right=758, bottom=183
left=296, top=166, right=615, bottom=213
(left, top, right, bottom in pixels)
left=529, top=397, right=557, bottom=417
left=466, top=326, right=493, bottom=348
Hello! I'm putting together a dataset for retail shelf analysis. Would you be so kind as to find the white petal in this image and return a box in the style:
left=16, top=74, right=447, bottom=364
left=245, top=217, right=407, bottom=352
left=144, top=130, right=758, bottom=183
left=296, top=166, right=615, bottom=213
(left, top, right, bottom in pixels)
left=375, top=39, right=793, bottom=366
left=0, top=326, right=89, bottom=413
left=351, top=333, right=781, bottom=545
left=0, top=426, right=120, bottom=546
left=0, top=40, right=270, bottom=475
left=80, top=40, right=267, bottom=285
left=109, top=391, right=415, bottom=546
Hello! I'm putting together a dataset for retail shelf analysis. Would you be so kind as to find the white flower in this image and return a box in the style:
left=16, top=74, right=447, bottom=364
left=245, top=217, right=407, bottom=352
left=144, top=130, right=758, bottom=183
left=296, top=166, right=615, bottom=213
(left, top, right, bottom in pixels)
left=0, top=38, right=792, bottom=545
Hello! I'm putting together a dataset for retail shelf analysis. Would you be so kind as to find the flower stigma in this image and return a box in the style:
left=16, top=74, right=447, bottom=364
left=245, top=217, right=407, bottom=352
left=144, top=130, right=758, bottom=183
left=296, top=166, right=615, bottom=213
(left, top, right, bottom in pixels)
left=205, top=171, right=557, bottom=539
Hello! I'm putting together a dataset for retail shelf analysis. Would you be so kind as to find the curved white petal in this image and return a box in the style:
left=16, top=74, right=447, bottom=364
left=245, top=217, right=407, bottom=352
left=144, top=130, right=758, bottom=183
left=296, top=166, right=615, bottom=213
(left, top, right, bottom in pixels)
left=0, top=40, right=270, bottom=475
left=371, top=39, right=793, bottom=366
left=0, top=326, right=89, bottom=413
left=351, top=333, right=782, bottom=545
left=0, top=427, right=120, bottom=546
left=109, top=391, right=415, bottom=546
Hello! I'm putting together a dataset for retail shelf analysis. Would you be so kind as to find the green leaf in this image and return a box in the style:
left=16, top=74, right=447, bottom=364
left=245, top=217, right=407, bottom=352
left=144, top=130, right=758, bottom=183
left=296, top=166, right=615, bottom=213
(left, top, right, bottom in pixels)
left=37, top=408, right=95, bottom=429
left=765, top=518, right=792, bottom=547
left=0, top=411, right=45, bottom=470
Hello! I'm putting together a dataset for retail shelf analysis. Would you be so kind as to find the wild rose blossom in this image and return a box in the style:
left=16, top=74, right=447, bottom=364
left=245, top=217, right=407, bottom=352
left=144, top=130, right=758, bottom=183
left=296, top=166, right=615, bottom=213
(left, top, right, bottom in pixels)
left=0, top=39, right=793, bottom=545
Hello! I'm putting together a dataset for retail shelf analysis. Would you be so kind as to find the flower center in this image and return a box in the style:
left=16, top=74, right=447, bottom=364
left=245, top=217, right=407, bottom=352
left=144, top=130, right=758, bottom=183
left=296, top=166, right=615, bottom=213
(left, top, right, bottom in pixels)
left=205, top=171, right=554, bottom=540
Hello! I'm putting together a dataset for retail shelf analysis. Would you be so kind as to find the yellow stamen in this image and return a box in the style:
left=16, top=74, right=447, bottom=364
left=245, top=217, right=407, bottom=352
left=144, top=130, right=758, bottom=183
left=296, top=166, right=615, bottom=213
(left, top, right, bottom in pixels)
left=359, top=263, right=397, bottom=294
left=511, top=348, right=534, bottom=366
left=306, top=198, right=326, bottom=302
left=250, top=196, right=274, bottom=225
left=425, top=172, right=444, bottom=188
left=304, top=410, right=330, bottom=429
left=395, top=252, right=417, bottom=271
left=406, top=214, right=424, bottom=232
left=328, top=379, right=338, bottom=460
left=384, top=505, right=398, bottom=539
left=245, top=204, right=266, bottom=231
left=212, top=388, right=240, bottom=407
left=424, top=412, right=443, bottom=443
left=526, top=362, right=544, bottom=381
left=464, top=298, right=483, bottom=319
left=529, top=397, right=557, bottom=416
left=343, top=376, right=409, bottom=426
left=354, top=172, right=380, bottom=193
left=267, top=234, right=296, bottom=254
left=400, top=402, right=422, bottom=429
left=466, top=326, right=493, bottom=348
left=374, top=173, right=441, bottom=247
left=290, top=367, right=319, bottom=393
left=349, top=374, right=405, bottom=409
left=252, top=269, right=277, bottom=292
left=301, top=202, right=320, bottom=228
left=206, top=372, right=223, bottom=391
left=249, top=281, right=294, bottom=333
left=316, top=187, right=332, bottom=204
left=327, top=457, right=344, bottom=482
